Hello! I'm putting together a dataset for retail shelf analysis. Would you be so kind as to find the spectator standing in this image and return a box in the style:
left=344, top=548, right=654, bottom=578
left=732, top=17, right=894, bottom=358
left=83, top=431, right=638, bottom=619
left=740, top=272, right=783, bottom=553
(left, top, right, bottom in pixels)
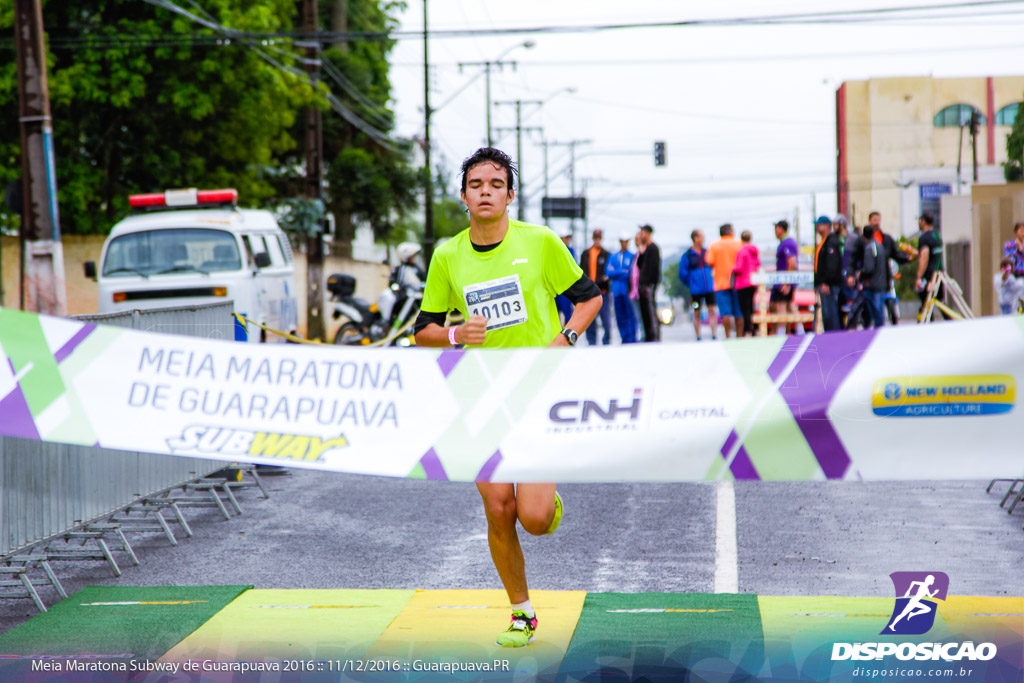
left=914, top=212, right=944, bottom=316
left=814, top=215, right=844, bottom=332
left=770, top=219, right=799, bottom=335
left=994, top=257, right=1024, bottom=314
left=580, top=229, right=612, bottom=345
left=555, top=228, right=576, bottom=325
left=606, top=232, right=638, bottom=343
left=860, top=225, right=889, bottom=327
left=636, top=224, right=662, bottom=342
left=868, top=211, right=912, bottom=323
left=630, top=232, right=644, bottom=340
left=1003, top=221, right=1024, bottom=279
left=678, top=229, right=717, bottom=341
left=704, top=223, right=743, bottom=338
left=731, top=230, right=760, bottom=336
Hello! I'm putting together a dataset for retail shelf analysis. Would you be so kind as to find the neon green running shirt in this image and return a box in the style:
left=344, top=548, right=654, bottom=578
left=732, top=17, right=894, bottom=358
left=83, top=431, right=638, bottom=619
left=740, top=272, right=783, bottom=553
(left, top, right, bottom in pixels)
left=421, top=220, right=583, bottom=348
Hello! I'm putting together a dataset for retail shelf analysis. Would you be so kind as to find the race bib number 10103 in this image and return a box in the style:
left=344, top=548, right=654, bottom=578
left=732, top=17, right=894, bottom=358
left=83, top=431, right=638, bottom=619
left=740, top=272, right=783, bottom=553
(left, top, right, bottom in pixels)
left=463, top=274, right=529, bottom=330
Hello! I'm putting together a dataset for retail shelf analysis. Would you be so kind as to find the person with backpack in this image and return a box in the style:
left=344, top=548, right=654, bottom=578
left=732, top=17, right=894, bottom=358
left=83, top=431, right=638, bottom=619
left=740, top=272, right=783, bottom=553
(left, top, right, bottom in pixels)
left=678, top=229, right=717, bottom=340
left=860, top=225, right=889, bottom=327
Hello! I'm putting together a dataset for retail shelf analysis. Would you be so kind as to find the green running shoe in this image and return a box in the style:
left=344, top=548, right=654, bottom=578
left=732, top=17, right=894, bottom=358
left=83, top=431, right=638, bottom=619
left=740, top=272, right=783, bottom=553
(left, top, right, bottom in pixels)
left=544, top=491, right=563, bottom=535
left=495, top=611, right=537, bottom=648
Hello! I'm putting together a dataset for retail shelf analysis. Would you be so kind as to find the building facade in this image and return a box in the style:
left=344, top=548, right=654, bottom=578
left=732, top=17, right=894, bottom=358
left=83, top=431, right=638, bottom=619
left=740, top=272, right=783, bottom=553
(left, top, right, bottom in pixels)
left=837, top=75, right=1024, bottom=236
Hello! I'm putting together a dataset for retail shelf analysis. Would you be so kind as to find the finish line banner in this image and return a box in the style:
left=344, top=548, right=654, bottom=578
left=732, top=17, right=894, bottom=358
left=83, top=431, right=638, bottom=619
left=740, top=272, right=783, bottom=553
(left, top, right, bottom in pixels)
left=1, top=307, right=1021, bottom=483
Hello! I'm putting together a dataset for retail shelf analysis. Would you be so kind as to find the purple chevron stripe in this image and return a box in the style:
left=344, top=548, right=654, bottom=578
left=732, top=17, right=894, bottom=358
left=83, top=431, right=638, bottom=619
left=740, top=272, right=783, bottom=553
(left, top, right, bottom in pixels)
left=418, top=448, right=448, bottom=481
left=437, top=349, right=465, bottom=379
left=766, top=335, right=807, bottom=383
left=54, top=324, right=96, bottom=364
left=721, top=429, right=739, bottom=459
left=0, top=387, right=40, bottom=440
left=719, top=429, right=760, bottom=480
left=774, top=329, right=877, bottom=479
left=729, top=443, right=760, bottom=480
left=476, top=451, right=503, bottom=482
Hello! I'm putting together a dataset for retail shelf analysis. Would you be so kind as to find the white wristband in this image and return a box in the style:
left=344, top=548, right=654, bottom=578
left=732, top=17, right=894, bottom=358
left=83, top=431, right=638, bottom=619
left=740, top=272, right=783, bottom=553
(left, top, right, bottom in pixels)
left=448, top=325, right=459, bottom=346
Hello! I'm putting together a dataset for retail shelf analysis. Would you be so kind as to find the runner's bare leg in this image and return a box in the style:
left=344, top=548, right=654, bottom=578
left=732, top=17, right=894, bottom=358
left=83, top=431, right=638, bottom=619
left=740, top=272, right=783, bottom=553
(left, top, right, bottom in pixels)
left=477, top=482, right=556, bottom=604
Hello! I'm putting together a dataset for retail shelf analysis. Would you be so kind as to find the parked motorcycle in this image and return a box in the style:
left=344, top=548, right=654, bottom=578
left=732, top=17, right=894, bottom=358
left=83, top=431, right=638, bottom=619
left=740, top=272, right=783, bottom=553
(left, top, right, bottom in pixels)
left=327, top=243, right=424, bottom=347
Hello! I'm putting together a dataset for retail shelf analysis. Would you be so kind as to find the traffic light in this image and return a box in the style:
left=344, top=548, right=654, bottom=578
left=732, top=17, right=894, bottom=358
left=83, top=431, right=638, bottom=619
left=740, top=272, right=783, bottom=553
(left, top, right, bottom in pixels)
left=654, top=141, right=666, bottom=167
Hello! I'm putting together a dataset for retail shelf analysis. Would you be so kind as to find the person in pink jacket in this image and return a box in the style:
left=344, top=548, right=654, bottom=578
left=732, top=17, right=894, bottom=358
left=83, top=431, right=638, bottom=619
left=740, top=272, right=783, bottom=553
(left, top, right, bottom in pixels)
left=731, top=230, right=760, bottom=336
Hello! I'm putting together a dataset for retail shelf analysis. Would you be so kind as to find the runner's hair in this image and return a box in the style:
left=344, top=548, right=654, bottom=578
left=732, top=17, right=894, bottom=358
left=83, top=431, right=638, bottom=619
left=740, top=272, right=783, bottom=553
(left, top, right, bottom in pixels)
left=461, top=148, right=517, bottom=193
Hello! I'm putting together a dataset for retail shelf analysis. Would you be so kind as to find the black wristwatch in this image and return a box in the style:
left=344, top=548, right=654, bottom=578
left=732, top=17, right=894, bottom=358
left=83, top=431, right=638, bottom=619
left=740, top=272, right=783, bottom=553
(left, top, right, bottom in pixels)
left=560, top=328, right=579, bottom=346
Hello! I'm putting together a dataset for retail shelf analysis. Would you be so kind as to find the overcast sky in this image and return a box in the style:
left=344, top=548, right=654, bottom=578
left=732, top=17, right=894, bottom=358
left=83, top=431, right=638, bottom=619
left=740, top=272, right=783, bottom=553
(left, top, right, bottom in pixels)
left=384, top=1, right=1024, bottom=255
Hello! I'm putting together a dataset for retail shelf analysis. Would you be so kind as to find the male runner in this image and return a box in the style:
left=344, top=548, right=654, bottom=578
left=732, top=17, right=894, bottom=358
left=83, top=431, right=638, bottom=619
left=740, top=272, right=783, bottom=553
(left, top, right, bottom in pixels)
left=414, top=148, right=602, bottom=648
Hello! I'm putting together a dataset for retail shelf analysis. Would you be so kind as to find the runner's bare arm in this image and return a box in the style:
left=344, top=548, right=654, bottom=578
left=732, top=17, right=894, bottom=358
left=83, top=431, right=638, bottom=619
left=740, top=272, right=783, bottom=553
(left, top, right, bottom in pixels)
left=415, top=315, right=488, bottom=347
left=550, top=294, right=602, bottom=347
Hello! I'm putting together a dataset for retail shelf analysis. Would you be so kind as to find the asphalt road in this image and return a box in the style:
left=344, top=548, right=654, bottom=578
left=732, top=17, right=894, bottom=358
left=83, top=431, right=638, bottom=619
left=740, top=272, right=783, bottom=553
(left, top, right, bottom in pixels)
left=1, top=465, right=1021, bottom=635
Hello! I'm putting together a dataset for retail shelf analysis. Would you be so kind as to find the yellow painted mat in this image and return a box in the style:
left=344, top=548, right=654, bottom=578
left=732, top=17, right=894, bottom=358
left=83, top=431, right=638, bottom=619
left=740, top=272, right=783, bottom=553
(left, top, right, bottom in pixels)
left=161, top=589, right=416, bottom=662
left=366, top=589, right=587, bottom=675
left=938, top=596, right=1024, bottom=637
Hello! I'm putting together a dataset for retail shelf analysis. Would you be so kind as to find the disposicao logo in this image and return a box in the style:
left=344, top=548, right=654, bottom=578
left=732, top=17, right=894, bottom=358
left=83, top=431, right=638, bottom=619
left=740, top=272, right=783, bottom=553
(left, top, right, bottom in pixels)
left=882, top=571, right=948, bottom=635
left=831, top=572, right=998, bottom=663
left=872, top=375, right=1015, bottom=417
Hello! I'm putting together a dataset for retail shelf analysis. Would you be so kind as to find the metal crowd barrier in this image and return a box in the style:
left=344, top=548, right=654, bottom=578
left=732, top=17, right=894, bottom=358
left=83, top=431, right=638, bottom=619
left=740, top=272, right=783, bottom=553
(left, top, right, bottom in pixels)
left=0, top=302, right=235, bottom=558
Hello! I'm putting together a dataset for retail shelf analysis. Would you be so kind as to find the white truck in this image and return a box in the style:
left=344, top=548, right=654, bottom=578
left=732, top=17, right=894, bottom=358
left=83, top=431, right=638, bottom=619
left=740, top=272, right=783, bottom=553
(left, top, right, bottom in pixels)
left=84, top=188, right=299, bottom=342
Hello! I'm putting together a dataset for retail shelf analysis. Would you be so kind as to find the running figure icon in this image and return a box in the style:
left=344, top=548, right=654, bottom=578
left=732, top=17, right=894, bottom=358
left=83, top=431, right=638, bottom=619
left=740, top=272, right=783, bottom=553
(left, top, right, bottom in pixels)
left=887, top=574, right=939, bottom=631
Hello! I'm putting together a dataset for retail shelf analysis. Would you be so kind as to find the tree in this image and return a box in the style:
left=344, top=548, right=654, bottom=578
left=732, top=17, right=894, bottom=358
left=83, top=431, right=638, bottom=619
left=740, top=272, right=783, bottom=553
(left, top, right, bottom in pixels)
left=1005, top=96, right=1024, bottom=182
left=0, top=0, right=315, bottom=234
left=664, top=258, right=689, bottom=303
left=396, top=161, right=468, bottom=245
left=313, top=0, right=420, bottom=256
left=1, top=0, right=419, bottom=246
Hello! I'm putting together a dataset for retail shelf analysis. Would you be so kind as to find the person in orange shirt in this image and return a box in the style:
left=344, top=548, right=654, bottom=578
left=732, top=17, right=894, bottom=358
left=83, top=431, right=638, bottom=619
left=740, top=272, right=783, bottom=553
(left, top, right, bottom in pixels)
left=579, top=229, right=612, bottom=345
left=704, top=223, right=744, bottom=338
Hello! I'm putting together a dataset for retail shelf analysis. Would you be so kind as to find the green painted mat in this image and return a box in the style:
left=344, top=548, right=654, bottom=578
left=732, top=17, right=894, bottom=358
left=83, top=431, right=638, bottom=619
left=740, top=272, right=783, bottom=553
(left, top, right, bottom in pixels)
left=0, top=585, right=250, bottom=660
left=561, top=592, right=765, bottom=676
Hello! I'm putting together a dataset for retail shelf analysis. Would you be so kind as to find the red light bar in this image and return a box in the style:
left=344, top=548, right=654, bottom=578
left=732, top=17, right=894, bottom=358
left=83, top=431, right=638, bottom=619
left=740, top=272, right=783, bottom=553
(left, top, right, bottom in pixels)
left=128, top=189, right=238, bottom=209
left=196, top=189, right=238, bottom=204
left=128, top=193, right=167, bottom=208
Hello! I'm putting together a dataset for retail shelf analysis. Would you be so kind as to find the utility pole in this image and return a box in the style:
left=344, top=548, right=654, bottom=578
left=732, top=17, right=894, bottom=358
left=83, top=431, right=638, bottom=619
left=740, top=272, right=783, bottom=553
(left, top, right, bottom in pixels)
left=422, top=0, right=434, bottom=266
left=541, top=139, right=552, bottom=197
left=460, top=60, right=516, bottom=148
left=303, top=0, right=325, bottom=341
left=14, top=0, right=66, bottom=315
left=457, top=59, right=521, bottom=147
left=970, top=111, right=979, bottom=182
left=956, top=123, right=966, bottom=193
left=543, top=140, right=590, bottom=251
left=495, top=99, right=541, bottom=222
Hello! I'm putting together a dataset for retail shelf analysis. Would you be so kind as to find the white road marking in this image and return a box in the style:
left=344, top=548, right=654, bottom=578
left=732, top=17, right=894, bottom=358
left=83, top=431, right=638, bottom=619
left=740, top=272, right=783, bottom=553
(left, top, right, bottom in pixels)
left=714, top=480, right=738, bottom=594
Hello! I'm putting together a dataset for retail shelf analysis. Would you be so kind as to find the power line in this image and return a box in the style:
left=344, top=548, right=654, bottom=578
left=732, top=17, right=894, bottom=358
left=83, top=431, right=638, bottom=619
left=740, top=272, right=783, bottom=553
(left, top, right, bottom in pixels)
left=139, top=0, right=400, bottom=151
left=15, top=0, right=1023, bottom=48
left=390, top=41, right=1024, bottom=68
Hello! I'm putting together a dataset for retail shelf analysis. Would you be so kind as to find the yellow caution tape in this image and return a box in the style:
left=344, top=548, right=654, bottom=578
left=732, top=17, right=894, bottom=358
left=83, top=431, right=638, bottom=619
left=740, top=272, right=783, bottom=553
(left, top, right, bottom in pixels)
left=231, top=313, right=323, bottom=345
left=231, top=312, right=417, bottom=347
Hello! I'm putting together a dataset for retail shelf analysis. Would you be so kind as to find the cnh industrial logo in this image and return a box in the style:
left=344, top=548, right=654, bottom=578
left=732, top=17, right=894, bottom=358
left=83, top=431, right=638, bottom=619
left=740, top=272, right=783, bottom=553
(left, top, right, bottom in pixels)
left=547, top=389, right=642, bottom=430
left=832, top=572, right=997, bottom=662
left=552, top=387, right=638, bottom=423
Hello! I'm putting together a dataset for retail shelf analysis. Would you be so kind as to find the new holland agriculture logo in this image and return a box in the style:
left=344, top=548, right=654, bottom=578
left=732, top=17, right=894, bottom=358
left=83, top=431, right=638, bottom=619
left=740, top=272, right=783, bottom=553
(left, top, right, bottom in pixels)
left=871, top=375, right=1015, bottom=417
left=831, top=572, right=997, bottom=663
